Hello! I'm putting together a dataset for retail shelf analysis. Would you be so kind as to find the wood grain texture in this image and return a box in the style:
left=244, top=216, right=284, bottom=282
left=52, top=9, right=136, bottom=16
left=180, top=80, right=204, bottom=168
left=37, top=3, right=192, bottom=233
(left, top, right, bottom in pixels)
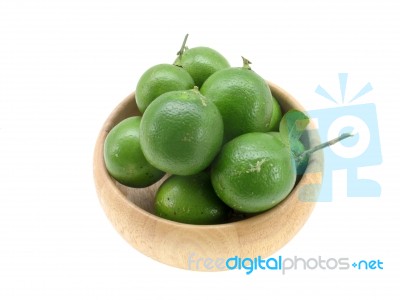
left=93, top=82, right=323, bottom=271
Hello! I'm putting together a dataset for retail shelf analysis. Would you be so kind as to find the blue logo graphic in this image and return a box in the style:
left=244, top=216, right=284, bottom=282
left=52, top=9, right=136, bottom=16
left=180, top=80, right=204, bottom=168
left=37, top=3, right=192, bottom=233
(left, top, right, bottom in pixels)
left=302, top=73, right=382, bottom=201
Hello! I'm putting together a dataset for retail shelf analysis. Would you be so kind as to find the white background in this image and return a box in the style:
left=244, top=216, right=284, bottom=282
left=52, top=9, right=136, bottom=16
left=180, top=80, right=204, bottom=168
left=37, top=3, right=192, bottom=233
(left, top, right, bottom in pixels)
left=1, top=0, right=399, bottom=299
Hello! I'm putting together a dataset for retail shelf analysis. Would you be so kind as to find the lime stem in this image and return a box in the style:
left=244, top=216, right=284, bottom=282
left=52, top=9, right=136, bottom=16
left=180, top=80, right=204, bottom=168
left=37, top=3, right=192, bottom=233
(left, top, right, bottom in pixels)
left=241, top=56, right=252, bottom=70
left=297, top=132, right=353, bottom=161
left=174, top=34, right=189, bottom=67
left=177, top=33, right=189, bottom=56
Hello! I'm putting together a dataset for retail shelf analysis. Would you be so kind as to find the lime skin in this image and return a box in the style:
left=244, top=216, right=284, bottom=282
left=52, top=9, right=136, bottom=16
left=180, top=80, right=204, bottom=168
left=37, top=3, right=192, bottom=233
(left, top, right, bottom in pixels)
left=175, top=46, right=230, bottom=88
left=200, top=67, right=273, bottom=142
left=268, top=132, right=309, bottom=176
left=135, top=64, right=194, bottom=113
left=140, top=89, right=224, bottom=176
left=103, top=116, right=165, bottom=188
left=211, top=132, right=297, bottom=213
left=155, top=172, right=231, bottom=225
left=265, top=96, right=283, bottom=132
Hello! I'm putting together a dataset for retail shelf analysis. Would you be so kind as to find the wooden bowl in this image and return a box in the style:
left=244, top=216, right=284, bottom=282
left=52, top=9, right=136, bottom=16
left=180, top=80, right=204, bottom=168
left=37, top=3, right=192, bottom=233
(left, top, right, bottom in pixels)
left=93, top=82, right=323, bottom=271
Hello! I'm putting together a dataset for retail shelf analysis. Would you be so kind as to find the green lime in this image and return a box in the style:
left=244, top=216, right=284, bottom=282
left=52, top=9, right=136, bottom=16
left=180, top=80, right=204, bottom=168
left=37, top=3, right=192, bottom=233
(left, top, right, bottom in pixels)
left=174, top=46, right=230, bottom=88
left=211, top=132, right=297, bottom=213
left=265, top=95, right=283, bottom=132
left=267, top=131, right=308, bottom=175
left=103, top=116, right=165, bottom=187
left=200, top=58, right=273, bottom=142
left=293, top=139, right=308, bottom=175
left=135, top=64, right=194, bottom=113
left=267, top=131, right=282, bottom=139
left=155, top=172, right=231, bottom=225
left=140, top=89, right=223, bottom=176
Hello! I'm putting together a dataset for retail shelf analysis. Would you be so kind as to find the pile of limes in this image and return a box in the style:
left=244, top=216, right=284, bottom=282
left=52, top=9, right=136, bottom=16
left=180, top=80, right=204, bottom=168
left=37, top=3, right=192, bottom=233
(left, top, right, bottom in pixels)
left=103, top=35, right=343, bottom=225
